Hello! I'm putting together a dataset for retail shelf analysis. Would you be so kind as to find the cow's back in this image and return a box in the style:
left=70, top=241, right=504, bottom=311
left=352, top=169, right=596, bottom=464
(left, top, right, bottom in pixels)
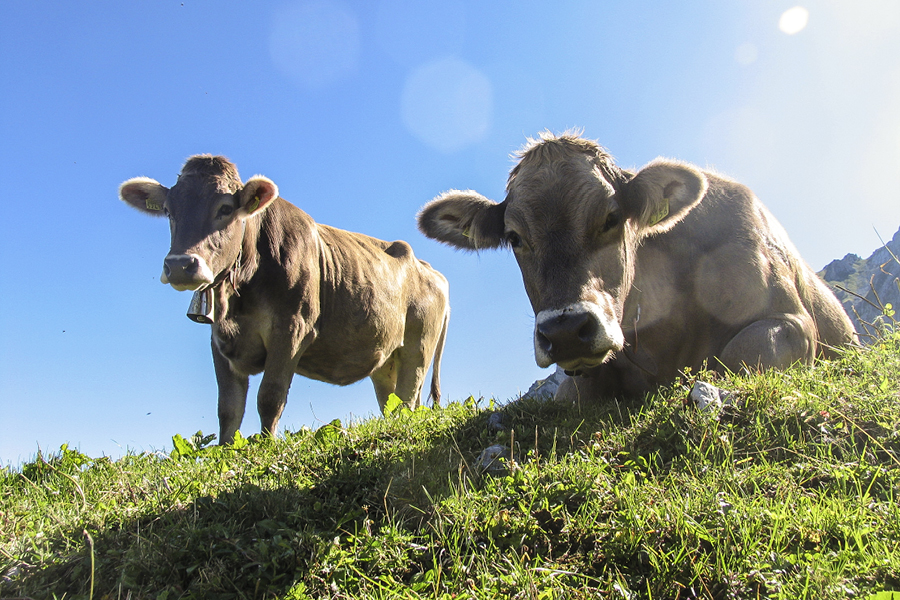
left=295, top=224, right=448, bottom=384
left=624, top=171, right=854, bottom=383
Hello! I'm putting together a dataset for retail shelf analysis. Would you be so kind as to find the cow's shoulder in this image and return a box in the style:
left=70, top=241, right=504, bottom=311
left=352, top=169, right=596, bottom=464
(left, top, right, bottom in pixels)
left=664, top=169, right=770, bottom=249
left=259, top=199, right=319, bottom=253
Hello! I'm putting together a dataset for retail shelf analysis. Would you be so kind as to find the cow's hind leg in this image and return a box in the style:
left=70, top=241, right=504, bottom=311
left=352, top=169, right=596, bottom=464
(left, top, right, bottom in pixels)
left=393, top=347, right=429, bottom=411
left=719, top=314, right=815, bottom=373
left=394, top=313, right=445, bottom=410
left=371, top=339, right=434, bottom=414
left=370, top=350, right=399, bottom=413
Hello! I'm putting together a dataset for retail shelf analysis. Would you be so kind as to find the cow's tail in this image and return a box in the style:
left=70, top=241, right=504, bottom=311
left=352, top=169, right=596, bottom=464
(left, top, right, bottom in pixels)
left=429, top=305, right=450, bottom=407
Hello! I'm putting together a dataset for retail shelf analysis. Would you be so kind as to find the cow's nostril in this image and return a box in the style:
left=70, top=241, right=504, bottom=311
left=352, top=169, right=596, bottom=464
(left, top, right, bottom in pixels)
left=577, top=317, right=599, bottom=343
left=163, top=263, right=172, bottom=278
left=536, top=330, right=552, bottom=353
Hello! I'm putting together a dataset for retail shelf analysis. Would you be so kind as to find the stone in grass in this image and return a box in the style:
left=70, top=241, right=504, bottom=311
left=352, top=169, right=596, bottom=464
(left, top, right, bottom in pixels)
left=486, top=411, right=509, bottom=433
left=474, top=444, right=518, bottom=476
left=689, top=381, right=737, bottom=412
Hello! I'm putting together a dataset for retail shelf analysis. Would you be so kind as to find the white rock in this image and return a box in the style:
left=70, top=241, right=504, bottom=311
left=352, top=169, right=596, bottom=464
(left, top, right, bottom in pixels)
left=690, top=381, right=735, bottom=412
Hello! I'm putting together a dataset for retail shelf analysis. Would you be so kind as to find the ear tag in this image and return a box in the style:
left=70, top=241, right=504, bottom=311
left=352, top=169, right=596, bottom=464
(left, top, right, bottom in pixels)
left=248, top=196, right=260, bottom=213
left=462, top=227, right=472, bottom=239
left=648, top=199, right=669, bottom=226
left=146, top=199, right=162, bottom=211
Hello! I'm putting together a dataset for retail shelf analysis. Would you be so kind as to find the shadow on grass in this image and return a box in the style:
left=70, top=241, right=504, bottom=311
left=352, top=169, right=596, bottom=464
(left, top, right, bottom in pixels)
left=7, top=393, right=688, bottom=599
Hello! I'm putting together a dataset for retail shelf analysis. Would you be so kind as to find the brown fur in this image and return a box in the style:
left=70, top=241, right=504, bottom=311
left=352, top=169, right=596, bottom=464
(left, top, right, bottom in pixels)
left=418, top=132, right=856, bottom=402
left=121, top=156, right=449, bottom=443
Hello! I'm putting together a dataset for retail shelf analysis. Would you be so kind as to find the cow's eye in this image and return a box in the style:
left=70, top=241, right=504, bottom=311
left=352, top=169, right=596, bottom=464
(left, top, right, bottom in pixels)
left=505, top=231, right=523, bottom=249
left=602, top=211, right=621, bottom=233
left=218, top=204, right=235, bottom=218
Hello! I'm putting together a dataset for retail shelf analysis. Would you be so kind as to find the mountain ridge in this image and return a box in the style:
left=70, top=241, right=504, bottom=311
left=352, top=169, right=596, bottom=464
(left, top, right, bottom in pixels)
left=819, top=225, right=900, bottom=341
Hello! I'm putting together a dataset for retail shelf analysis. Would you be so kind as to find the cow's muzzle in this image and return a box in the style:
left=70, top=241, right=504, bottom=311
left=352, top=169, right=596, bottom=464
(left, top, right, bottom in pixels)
left=533, top=302, right=624, bottom=370
left=161, top=253, right=215, bottom=292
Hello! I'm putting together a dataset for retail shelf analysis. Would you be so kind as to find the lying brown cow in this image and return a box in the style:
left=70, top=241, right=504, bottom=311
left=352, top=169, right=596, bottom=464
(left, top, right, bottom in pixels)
left=120, top=155, right=449, bottom=442
left=418, top=132, right=855, bottom=402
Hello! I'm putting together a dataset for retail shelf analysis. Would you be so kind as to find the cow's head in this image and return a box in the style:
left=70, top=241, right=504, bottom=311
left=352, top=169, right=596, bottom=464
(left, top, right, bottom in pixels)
left=119, top=155, right=278, bottom=291
left=418, top=132, right=707, bottom=374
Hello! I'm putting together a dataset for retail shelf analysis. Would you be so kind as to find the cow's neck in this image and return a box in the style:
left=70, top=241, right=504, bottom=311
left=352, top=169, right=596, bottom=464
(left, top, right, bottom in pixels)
left=234, top=216, right=262, bottom=288
left=193, top=215, right=264, bottom=325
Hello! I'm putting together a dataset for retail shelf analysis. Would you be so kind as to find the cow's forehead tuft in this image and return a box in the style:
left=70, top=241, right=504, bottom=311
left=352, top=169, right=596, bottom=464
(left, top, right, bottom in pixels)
left=508, top=132, right=627, bottom=191
left=180, top=154, right=243, bottom=191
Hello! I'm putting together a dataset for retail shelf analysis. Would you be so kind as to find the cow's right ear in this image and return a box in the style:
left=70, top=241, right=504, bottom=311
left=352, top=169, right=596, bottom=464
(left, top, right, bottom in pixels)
left=417, top=190, right=507, bottom=251
left=119, top=177, right=168, bottom=216
left=239, top=176, right=279, bottom=217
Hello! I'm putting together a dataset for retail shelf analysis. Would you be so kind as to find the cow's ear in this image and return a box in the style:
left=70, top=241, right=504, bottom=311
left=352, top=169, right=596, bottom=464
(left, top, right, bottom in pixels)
left=622, top=160, right=707, bottom=236
left=417, top=190, right=507, bottom=250
left=119, top=177, right=169, bottom=216
left=239, top=176, right=279, bottom=217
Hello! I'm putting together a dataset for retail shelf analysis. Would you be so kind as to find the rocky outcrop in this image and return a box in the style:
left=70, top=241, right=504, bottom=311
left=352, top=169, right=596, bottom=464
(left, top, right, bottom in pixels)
left=819, top=226, right=900, bottom=342
left=521, top=367, right=566, bottom=400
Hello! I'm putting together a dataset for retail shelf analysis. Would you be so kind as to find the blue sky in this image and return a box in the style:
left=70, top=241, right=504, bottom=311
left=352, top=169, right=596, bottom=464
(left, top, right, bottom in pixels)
left=2, top=1, right=898, bottom=467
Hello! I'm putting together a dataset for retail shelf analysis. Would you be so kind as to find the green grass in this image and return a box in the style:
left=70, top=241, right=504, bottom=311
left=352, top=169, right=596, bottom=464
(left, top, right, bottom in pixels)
left=2, top=330, right=900, bottom=599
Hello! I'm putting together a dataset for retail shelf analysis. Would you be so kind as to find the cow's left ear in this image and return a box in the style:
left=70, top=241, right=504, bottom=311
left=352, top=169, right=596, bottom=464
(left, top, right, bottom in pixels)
left=238, top=176, right=279, bottom=217
left=622, top=160, right=708, bottom=236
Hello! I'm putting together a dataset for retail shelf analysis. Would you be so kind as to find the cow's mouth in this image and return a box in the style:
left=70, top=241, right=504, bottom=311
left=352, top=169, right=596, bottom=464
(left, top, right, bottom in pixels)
left=556, top=353, right=612, bottom=376
left=168, top=281, right=205, bottom=292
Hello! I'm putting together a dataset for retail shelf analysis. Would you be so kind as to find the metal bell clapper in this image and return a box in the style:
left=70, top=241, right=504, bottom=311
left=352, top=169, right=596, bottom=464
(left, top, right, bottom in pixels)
left=187, top=289, right=214, bottom=324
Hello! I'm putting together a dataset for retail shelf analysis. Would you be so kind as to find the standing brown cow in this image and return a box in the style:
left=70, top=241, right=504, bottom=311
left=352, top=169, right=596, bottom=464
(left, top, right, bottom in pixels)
left=120, top=155, right=449, bottom=443
left=418, top=132, right=855, bottom=402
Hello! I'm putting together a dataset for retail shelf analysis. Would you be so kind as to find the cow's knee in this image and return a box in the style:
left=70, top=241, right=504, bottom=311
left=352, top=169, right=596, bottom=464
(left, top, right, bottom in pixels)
left=554, top=376, right=579, bottom=403
left=720, top=316, right=813, bottom=372
left=554, top=374, right=601, bottom=404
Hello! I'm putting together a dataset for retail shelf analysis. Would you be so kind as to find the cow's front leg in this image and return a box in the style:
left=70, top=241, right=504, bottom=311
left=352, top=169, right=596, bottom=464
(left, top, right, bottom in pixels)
left=554, top=371, right=614, bottom=404
left=257, top=357, right=297, bottom=437
left=212, top=343, right=249, bottom=444
left=719, top=314, right=815, bottom=372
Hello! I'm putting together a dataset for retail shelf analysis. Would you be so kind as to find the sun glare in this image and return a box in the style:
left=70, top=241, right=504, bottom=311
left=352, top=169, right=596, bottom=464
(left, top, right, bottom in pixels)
left=400, top=57, right=493, bottom=154
left=268, top=0, right=360, bottom=90
left=735, top=42, right=759, bottom=66
left=779, top=6, right=809, bottom=35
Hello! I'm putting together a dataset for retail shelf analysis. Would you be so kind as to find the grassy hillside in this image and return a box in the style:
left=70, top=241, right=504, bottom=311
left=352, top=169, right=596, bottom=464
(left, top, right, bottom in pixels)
left=3, top=331, right=900, bottom=599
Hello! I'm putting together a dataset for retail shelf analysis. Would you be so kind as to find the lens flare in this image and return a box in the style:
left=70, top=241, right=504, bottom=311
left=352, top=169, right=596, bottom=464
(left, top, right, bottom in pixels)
left=400, top=57, right=493, bottom=154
